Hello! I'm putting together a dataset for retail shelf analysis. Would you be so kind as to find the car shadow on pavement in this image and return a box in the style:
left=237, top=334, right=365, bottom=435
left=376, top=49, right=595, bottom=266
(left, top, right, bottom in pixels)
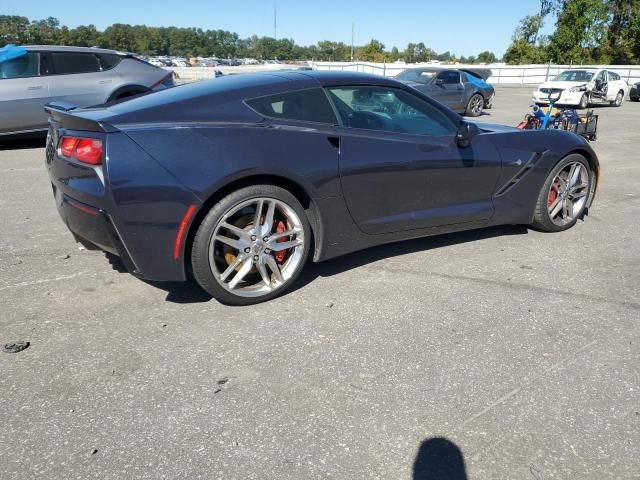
left=292, top=224, right=528, bottom=294
left=0, top=137, right=46, bottom=150
left=144, top=224, right=527, bottom=305
left=413, top=437, right=468, bottom=480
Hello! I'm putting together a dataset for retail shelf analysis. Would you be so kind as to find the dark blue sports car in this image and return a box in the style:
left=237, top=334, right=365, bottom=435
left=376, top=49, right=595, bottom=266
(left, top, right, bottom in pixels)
left=45, top=71, right=599, bottom=305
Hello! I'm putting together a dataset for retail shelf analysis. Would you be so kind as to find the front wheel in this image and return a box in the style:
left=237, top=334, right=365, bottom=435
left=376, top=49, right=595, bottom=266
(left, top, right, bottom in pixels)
left=465, top=94, right=484, bottom=117
left=531, top=154, right=593, bottom=232
left=191, top=185, right=311, bottom=305
left=578, top=93, right=589, bottom=109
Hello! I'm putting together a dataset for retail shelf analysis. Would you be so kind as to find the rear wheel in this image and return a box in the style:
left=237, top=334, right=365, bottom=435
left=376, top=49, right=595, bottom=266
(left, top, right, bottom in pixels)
left=465, top=94, right=484, bottom=117
left=611, top=90, right=624, bottom=107
left=191, top=185, right=311, bottom=305
left=531, top=154, right=593, bottom=232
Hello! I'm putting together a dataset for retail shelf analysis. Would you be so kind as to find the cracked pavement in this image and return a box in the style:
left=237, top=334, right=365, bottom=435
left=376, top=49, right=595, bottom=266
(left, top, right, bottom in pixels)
left=1, top=88, right=638, bottom=479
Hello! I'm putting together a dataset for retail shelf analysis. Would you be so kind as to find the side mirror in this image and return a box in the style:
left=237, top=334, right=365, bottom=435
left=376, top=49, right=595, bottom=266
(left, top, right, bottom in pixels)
left=435, top=78, right=445, bottom=86
left=456, top=121, right=478, bottom=148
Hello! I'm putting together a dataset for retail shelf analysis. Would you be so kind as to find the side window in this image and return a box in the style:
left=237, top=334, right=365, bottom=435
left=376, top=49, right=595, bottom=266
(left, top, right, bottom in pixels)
left=437, top=70, right=461, bottom=85
left=96, top=53, right=122, bottom=71
left=245, top=88, right=337, bottom=124
left=596, top=71, right=607, bottom=82
left=0, top=52, right=40, bottom=79
left=609, top=71, right=620, bottom=81
left=51, top=52, right=101, bottom=75
left=326, top=86, right=456, bottom=136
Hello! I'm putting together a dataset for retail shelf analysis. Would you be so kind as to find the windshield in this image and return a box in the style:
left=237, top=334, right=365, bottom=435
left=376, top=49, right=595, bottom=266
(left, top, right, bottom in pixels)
left=395, top=69, right=438, bottom=83
left=553, top=70, right=595, bottom=82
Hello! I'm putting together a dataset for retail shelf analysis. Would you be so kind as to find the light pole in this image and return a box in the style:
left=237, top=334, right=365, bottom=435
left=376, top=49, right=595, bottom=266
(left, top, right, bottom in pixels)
left=350, top=22, right=354, bottom=62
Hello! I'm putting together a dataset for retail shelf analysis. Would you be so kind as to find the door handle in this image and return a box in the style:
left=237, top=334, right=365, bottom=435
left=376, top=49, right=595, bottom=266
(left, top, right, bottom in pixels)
left=27, top=85, right=43, bottom=90
left=327, top=136, right=340, bottom=150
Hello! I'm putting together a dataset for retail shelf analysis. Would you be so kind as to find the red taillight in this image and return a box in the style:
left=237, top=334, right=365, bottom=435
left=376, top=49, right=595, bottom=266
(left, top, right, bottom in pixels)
left=60, top=137, right=78, bottom=157
left=59, top=136, right=103, bottom=165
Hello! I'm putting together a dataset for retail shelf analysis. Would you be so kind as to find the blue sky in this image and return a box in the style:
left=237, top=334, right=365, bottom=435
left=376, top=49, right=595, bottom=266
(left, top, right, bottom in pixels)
left=7, top=1, right=554, bottom=56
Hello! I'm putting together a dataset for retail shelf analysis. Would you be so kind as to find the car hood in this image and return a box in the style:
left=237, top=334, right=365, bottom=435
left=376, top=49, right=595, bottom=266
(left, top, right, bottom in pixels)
left=538, top=80, right=589, bottom=90
left=475, top=121, right=519, bottom=133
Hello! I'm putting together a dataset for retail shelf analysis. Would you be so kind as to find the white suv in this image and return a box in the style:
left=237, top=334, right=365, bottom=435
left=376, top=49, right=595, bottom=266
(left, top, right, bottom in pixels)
left=533, top=68, right=629, bottom=108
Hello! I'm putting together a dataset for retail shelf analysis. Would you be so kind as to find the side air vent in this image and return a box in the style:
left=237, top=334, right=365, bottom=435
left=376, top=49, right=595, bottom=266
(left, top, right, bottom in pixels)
left=495, top=151, right=547, bottom=197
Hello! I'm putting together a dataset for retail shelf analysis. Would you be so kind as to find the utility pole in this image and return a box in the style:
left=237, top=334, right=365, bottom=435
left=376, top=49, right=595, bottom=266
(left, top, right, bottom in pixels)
left=274, top=0, right=278, bottom=40
left=350, top=22, right=354, bottom=62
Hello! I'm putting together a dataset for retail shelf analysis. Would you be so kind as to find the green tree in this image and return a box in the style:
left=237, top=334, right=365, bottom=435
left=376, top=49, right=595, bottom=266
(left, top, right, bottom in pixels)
left=477, top=51, right=497, bottom=63
left=547, top=0, right=608, bottom=63
left=358, top=39, right=386, bottom=62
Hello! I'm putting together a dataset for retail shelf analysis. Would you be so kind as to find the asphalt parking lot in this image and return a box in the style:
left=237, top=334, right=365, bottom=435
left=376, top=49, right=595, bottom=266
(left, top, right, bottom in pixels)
left=1, top=87, right=639, bottom=479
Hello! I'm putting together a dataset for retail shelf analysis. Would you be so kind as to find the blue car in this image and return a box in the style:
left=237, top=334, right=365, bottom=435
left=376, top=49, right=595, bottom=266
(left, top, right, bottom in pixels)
left=396, top=67, right=495, bottom=117
left=45, top=71, right=599, bottom=305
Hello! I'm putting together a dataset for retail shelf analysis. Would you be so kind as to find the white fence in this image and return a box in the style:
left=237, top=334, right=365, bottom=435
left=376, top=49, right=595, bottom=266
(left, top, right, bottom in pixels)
left=310, top=62, right=640, bottom=85
left=167, top=62, right=640, bottom=86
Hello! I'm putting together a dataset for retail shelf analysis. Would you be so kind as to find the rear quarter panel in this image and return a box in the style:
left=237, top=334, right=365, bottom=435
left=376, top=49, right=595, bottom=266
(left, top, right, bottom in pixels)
left=123, top=124, right=342, bottom=201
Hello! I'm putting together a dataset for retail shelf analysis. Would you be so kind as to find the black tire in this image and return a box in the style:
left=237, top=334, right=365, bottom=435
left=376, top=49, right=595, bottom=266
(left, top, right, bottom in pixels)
left=191, top=185, right=311, bottom=306
left=631, top=97, right=640, bottom=102
left=464, top=94, right=484, bottom=117
left=578, top=93, right=589, bottom=109
left=531, top=154, right=593, bottom=232
left=611, top=90, right=624, bottom=107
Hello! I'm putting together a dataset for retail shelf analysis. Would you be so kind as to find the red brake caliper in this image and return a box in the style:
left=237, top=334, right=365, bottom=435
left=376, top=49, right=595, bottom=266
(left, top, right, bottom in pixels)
left=274, top=221, right=288, bottom=264
left=548, top=182, right=559, bottom=208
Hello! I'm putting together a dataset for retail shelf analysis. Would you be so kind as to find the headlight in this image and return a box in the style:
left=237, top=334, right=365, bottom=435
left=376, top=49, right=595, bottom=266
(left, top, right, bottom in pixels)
left=568, top=87, right=580, bottom=93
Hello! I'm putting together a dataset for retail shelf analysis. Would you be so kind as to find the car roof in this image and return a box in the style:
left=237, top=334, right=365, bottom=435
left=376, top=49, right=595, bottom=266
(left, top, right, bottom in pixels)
left=276, top=70, right=403, bottom=87
left=23, top=45, right=126, bottom=56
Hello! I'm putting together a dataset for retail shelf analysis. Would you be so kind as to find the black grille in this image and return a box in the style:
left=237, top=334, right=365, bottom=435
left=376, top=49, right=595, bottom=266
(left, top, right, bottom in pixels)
left=45, top=140, right=55, bottom=165
left=540, top=88, right=563, bottom=95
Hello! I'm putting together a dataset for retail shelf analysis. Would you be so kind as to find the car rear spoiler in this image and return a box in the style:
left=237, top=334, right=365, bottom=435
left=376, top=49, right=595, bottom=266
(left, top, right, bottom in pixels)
left=44, top=102, right=119, bottom=133
left=460, top=68, right=492, bottom=81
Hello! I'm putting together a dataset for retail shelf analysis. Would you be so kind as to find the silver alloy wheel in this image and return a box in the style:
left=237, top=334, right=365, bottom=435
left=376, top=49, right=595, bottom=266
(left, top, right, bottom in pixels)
left=615, top=91, right=623, bottom=106
left=470, top=95, right=483, bottom=115
left=546, top=162, right=589, bottom=226
left=208, top=197, right=305, bottom=298
left=579, top=94, right=588, bottom=109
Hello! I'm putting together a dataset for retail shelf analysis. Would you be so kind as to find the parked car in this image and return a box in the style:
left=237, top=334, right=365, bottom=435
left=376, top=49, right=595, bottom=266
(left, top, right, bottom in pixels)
left=395, top=67, right=495, bottom=117
left=45, top=71, right=599, bottom=305
left=533, top=68, right=629, bottom=108
left=0, top=44, right=175, bottom=137
left=630, top=81, right=640, bottom=102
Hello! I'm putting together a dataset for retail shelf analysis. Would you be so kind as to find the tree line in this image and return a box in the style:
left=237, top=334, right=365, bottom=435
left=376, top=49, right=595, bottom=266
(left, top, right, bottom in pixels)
left=505, top=0, right=640, bottom=64
left=0, top=15, right=496, bottom=64
left=2, top=2, right=639, bottom=66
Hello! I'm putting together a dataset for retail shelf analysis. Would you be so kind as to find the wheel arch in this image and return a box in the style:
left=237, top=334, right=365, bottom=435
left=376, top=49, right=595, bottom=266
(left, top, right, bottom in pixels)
left=184, top=174, right=323, bottom=269
left=107, top=84, right=150, bottom=101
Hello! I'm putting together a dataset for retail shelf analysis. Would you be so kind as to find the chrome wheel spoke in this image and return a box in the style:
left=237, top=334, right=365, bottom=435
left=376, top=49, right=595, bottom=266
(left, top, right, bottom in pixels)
left=220, top=222, right=250, bottom=241
left=256, top=262, right=273, bottom=291
left=568, top=164, right=581, bottom=188
left=262, top=201, right=276, bottom=236
left=269, top=227, right=301, bottom=242
left=549, top=198, right=563, bottom=218
left=268, top=238, right=304, bottom=252
left=252, top=199, right=264, bottom=232
left=265, top=255, right=284, bottom=284
left=214, top=234, right=246, bottom=251
left=219, top=254, right=245, bottom=282
left=571, top=190, right=587, bottom=199
left=228, top=257, right=254, bottom=289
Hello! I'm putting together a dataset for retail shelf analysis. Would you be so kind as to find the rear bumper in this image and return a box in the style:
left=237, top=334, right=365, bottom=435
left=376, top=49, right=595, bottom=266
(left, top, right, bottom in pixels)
left=52, top=185, right=139, bottom=275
